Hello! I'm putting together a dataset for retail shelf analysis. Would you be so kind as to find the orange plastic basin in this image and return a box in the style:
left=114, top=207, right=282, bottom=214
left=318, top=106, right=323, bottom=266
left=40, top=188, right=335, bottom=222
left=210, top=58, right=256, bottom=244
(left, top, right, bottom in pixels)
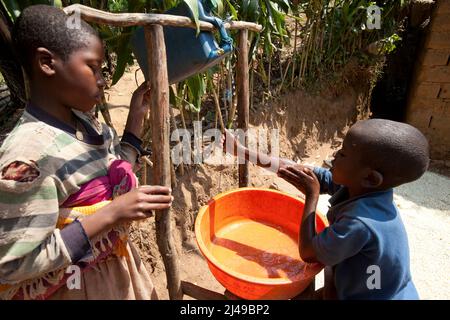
left=195, top=188, right=328, bottom=300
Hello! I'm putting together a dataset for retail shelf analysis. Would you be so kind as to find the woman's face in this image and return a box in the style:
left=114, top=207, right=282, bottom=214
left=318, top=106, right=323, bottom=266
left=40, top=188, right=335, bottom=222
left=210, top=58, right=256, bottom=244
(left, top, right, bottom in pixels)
left=55, top=34, right=106, bottom=112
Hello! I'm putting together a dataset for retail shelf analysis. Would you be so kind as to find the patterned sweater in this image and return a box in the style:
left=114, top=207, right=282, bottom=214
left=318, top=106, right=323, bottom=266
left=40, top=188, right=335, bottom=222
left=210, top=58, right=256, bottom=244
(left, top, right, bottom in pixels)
left=0, top=105, right=142, bottom=298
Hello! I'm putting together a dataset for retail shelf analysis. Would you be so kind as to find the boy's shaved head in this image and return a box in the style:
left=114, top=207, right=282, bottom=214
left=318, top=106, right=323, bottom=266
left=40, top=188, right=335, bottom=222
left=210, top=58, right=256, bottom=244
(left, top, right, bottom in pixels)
left=348, top=119, right=430, bottom=187
left=12, top=5, right=99, bottom=76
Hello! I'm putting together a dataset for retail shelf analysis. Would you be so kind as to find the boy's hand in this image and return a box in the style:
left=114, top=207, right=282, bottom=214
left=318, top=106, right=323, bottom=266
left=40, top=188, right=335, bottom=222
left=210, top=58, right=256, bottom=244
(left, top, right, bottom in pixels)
left=278, top=166, right=320, bottom=199
left=109, top=185, right=173, bottom=224
left=278, top=160, right=303, bottom=173
left=130, top=81, right=151, bottom=116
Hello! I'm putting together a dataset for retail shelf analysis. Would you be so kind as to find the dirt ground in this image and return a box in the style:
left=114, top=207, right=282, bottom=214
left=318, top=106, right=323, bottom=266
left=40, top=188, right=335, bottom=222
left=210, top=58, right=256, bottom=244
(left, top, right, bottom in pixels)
left=103, top=65, right=450, bottom=300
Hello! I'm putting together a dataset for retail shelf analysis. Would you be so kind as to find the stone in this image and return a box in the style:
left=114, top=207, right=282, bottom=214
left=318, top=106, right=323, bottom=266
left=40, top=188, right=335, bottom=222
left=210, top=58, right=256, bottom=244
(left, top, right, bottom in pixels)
left=439, top=83, right=450, bottom=98
left=427, top=31, right=450, bottom=50
left=418, top=66, right=450, bottom=83
left=422, top=49, right=449, bottom=66
left=416, top=82, right=442, bottom=98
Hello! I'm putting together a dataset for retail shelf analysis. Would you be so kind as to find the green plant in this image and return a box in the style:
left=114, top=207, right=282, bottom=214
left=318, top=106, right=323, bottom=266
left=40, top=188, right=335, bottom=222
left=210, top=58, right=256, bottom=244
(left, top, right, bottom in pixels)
left=379, top=33, right=401, bottom=54
left=0, top=0, right=411, bottom=127
left=0, top=0, right=63, bottom=21
left=285, top=0, right=410, bottom=88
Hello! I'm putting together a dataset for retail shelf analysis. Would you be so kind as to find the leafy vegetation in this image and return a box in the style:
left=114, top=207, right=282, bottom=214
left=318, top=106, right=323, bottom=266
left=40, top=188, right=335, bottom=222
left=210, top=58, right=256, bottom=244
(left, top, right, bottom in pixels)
left=0, top=0, right=410, bottom=127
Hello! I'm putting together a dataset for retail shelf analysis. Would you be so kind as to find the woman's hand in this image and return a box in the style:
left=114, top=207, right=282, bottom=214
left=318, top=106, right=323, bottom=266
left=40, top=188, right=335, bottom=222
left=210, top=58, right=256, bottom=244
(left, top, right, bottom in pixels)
left=80, top=185, right=172, bottom=238
left=130, top=81, right=151, bottom=116
left=125, top=81, right=151, bottom=138
left=278, top=166, right=320, bottom=199
left=109, top=185, right=172, bottom=224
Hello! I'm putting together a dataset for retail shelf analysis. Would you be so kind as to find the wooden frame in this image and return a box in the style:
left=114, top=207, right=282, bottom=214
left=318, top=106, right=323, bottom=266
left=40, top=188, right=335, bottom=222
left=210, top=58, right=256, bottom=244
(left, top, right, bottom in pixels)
left=63, top=4, right=261, bottom=300
left=63, top=4, right=262, bottom=32
left=237, top=29, right=249, bottom=187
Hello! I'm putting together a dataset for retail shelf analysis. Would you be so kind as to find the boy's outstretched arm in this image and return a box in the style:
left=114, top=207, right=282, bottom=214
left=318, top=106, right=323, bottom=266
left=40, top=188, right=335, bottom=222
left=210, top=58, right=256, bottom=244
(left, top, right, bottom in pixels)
left=278, top=166, right=320, bottom=263
left=223, top=129, right=307, bottom=172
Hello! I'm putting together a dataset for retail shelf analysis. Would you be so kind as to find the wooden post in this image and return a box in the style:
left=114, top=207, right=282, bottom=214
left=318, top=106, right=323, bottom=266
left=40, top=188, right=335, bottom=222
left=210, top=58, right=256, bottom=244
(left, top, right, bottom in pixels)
left=237, top=29, right=249, bottom=187
left=144, top=25, right=182, bottom=300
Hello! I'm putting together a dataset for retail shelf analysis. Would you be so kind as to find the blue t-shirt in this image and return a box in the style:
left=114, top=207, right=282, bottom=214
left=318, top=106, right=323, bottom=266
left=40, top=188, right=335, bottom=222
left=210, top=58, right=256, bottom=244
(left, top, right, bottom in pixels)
left=311, top=167, right=419, bottom=300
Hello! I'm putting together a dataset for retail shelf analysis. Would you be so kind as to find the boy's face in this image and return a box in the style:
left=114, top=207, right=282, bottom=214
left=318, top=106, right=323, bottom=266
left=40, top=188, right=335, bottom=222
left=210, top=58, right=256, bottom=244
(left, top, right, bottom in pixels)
left=330, top=130, right=367, bottom=189
left=54, top=35, right=106, bottom=112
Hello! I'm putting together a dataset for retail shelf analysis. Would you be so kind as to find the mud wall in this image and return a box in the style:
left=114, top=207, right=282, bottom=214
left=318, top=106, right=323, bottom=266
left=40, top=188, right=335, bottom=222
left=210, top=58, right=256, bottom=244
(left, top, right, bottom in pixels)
left=406, top=0, right=450, bottom=160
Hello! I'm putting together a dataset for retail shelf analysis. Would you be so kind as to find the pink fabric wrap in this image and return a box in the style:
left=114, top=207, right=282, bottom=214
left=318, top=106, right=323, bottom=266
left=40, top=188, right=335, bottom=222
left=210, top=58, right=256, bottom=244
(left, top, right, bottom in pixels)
left=62, top=159, right=137, bottom=207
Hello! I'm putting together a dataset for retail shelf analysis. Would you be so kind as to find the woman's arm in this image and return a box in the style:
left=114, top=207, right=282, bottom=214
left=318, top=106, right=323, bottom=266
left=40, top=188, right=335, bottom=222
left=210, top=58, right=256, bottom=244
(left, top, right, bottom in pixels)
left=119, top=82, right=152, bottom=165
left=0, top=173, right=75, bottom=284
left=80, top=185, right=172, bottom=239
left=124, top=81, right=150, bottom=139
left=0, top=163, right=171, bottom=285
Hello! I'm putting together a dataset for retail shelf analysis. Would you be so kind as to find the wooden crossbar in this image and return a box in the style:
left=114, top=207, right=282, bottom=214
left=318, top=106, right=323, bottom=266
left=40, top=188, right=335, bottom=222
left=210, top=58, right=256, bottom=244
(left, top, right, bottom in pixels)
left=63, top=4, right=262, bottom=32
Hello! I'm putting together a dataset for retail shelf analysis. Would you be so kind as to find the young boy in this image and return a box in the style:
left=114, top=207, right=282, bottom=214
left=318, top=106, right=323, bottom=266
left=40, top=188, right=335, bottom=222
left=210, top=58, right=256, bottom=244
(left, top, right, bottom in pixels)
left=0, top=5, right=171, bottom=299
left=224, top=119, right=429, bottom=299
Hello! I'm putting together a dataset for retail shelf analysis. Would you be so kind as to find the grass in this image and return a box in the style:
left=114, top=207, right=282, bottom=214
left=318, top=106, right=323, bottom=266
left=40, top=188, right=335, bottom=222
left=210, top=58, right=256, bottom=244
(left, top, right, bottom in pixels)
left=0, top=72, right=5, bottom=86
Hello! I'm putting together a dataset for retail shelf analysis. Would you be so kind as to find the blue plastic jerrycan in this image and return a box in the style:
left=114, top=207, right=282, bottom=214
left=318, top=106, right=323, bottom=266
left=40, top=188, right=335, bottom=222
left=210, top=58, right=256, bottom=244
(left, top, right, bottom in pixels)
left=131, top=1, right=233, bottom=84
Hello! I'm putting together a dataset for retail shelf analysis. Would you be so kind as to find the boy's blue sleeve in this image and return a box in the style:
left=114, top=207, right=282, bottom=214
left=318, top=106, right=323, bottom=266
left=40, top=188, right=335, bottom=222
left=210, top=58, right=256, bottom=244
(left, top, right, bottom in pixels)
left=313, top=167, right=341, bottom=195
left=312, top=217, right=371, bottom=266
